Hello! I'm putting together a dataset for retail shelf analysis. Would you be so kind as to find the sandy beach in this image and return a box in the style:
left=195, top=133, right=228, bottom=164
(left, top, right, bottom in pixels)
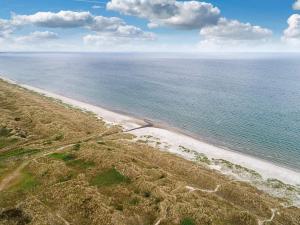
left=1, top=76, right=299, bottom=206
left=14, top=82, right=299, bottom=183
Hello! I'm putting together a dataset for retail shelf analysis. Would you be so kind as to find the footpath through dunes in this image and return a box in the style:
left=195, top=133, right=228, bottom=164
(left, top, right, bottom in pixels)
left=0, top=79, right=299, bottom=225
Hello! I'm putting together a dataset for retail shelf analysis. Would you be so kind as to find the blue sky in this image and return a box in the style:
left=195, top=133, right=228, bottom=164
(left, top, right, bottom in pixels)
left=0, top=0, right=300, bottom=51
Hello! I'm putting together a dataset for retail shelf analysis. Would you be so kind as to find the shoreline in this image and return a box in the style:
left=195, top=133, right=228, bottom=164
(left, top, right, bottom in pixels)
left=1, top=76, right=300, bottom=204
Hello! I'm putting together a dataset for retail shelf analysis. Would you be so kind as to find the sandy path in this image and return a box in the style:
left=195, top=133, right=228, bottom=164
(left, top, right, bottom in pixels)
left=0, top=161, right=28, bottom=192
left=0, top=144, right=74, bottom=192
left=186, top=184, right=220, bottom=193
left=258, top=208, right=277, bottom=225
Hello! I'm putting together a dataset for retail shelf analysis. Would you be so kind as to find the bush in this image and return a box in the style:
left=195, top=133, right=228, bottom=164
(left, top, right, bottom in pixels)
left=73, top=143, right=81, bottom=151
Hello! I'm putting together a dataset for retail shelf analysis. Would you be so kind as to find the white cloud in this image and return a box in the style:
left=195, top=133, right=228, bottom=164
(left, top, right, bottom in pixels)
left=10, top=10, right=153, bottom=39
left=107, top=0, right=221, bottom=29
left=200, top=18, right=272, bottom=41
left=0, top=10, right=154, bottom=51
left=293, top=0, right=300, bottom=10
left=282, top=14, right=300, bottom=44
left=197, top=18, right=272, bottom=51
left=15, top=31, right=59, bottom=43
left=106, top=0, right=273, bottom=50
left=12, top=11, right=94, bottom=28
left=0, top=19, right=13, bottom=38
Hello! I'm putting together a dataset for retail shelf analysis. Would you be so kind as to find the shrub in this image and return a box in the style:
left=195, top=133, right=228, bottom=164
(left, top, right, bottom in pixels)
left=73, top=143, right=81, bottom=151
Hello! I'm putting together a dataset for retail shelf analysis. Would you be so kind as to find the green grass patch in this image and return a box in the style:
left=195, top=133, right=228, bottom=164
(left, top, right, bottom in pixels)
left=11, top=172, right=39, bottom=192
left=67, top=159, right=95, bottom=169
left=180, top=217, right=195, bottom=225
left=90, top=168, right=130, bottom=187
left=0, top=148, right=40, bottom=161
left=48, top=153, right=76, bottom=161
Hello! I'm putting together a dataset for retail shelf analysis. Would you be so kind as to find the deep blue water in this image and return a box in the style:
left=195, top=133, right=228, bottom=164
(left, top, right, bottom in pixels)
left=0, top=52, right=300, bottom=171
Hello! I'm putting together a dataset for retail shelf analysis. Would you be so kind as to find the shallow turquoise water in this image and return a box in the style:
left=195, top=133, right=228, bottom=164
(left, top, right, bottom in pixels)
left=0, top=53, right=299, bottom=171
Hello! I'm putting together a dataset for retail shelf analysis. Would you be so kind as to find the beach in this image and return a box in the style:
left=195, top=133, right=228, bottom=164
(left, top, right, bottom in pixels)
left=1, top=77, right=299, bottom=225
left=1, top=76, right=298, bottom=207
left=17, top=82, right=299, bottom=184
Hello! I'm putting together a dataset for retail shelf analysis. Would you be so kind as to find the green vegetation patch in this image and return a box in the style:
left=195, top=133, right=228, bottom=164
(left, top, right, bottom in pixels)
left=90, top=168, right=130, bottom=187
left=67, top=159, right=95, bottom=169
left=179, top=145, right=193, bottom=153
left=0, top=148, right=40, bottom=161
left=180, top=217, right=195, bottom=225
left=195, top=153, right=211, bottom=165
left=0, top=127, right=12, bottom=137
left=11, top=172, right=39, bottom=192
left=48, top=153, right=76, bottom=161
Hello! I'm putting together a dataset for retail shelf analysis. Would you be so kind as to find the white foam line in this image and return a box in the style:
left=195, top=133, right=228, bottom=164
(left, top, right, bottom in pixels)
left=1, top=76, right=299, bottom=187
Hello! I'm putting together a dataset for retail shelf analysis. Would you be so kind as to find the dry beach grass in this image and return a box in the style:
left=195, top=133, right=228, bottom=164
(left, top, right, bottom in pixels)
left=0, top=79, right=299, bottom=225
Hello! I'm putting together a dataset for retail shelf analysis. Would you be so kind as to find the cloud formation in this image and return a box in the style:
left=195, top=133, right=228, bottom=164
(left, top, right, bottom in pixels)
left=107, top=0, right=221, bottom=29
left=200, top=18, right=272, bottom=42
left=11, top=10, right=153, bottom=39
left=282, top=14, right=300, bottom=44
left=107, top=0, right=272, bottom=48
left=0, top=19, right=13, bottom=38
left=293, top=0, right=300, bottom=10
left=12, top=11, right=93, bottom=28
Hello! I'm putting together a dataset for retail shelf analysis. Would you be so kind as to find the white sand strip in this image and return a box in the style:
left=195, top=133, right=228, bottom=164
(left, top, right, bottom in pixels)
left=22, top=85, right=146, bottom=131
left=129, top=127, right=300, bottom=186
left=1, top=76, right=299, bottom=187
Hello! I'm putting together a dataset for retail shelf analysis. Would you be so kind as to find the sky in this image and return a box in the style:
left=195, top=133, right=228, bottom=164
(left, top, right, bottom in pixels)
left=0, top=0, right=300, bottom=52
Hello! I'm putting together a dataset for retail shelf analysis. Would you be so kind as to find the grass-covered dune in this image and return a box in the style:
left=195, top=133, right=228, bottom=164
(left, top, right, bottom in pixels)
left=0, top=79, right=299, bottom=225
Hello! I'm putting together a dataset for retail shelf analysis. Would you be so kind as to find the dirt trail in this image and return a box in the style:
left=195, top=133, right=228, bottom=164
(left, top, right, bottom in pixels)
left=0, top=161, right=28, bottom=191
left=0, top=144, right=74, bottom=192
left=186, top=184, right=220, bottom=193
left=258, top=208, right=277, bottom=225
left=0, top=129, right=118, bottom=193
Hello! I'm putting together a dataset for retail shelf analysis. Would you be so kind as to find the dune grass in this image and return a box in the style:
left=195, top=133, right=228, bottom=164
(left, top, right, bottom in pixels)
left=0, top=148, right=40, bottom=161
left=180, top=218, right=195, bottom=225
left=48, top=152, right=76, bottom=161
left=90, top=168, right=130, bottom=187
left=0, top=79, right=299, bottom=225
left=67, top=159, right=95, bottom=169
left=10, top=172, right=39, bottom=192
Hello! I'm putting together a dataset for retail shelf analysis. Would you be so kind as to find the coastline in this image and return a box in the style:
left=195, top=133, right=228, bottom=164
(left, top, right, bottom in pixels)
left=1, top=75, right=299, bottom=206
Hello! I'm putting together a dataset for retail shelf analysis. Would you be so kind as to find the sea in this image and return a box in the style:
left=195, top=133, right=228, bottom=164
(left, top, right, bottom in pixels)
left=0, top=52, right=299, bottom=173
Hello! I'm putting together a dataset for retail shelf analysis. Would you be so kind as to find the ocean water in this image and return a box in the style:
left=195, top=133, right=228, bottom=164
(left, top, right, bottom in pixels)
left=0, top=52, right=300, bottom=171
